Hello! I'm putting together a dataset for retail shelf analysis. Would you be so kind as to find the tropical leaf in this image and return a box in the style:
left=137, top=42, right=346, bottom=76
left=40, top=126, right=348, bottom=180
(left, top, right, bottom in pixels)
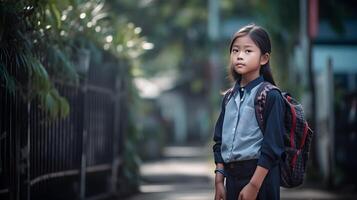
left=58, top=96, right=70, bottom=118
left=14, top=50, right=30, bottom=71
left=45, top=91, right=59, bottom=118
left=48, top=46, right=79, bottom=83
left=31, top=57, right=49, bottom=80
left=49, top=2, right=61, bottom=29
left=29, top=56, right=51, bottom=92
left=0, top=62, right=16, bottom=94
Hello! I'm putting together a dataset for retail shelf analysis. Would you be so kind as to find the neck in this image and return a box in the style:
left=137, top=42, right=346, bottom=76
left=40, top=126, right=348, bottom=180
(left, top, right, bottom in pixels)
left=240, top=72, right=260, bottom=87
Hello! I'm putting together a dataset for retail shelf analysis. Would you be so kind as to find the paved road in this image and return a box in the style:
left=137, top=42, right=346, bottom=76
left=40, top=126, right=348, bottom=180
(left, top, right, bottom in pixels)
left=126, top=146, right=356, bottom=200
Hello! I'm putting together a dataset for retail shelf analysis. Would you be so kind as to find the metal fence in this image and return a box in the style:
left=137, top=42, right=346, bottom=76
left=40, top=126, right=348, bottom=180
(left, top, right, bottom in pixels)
left=0, top=61, right=125, bottom=200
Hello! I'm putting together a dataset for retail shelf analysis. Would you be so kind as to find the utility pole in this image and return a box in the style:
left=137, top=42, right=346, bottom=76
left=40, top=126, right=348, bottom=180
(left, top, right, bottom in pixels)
left=208, top=0, right=220, bottom=100
left=300, top=0, right=318, bottom=180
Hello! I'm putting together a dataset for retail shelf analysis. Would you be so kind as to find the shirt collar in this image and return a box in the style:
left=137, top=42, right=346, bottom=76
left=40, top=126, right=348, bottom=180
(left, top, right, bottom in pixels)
left=233, top=76, right=264, bottom=93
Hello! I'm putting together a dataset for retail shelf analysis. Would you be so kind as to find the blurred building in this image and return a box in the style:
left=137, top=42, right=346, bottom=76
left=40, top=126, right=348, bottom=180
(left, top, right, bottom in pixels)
left=134, top=75, right=211, bottom=150
left=293, top=17, right=357, bottom=187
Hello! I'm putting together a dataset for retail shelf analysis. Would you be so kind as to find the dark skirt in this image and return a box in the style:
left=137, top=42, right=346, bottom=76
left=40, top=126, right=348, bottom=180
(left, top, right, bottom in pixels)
left=224, top=159, right=280, bottom=200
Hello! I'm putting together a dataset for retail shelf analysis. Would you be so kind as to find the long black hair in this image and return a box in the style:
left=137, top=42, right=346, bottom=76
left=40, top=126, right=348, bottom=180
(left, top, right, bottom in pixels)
left=228, top=24, right=276, bottom=86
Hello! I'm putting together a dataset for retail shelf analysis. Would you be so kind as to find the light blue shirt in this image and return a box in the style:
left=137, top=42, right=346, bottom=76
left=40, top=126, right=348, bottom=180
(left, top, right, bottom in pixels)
left=221, top=78, right=264, bottom=163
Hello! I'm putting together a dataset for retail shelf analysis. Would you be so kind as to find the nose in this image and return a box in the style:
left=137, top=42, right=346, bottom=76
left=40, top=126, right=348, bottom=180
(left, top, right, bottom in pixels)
left=237, top=52, right=243, bottom=60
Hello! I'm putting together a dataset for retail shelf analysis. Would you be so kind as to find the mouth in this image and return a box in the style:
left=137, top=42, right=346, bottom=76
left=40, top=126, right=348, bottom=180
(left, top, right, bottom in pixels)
left=235, top=63, right=245, bottom=67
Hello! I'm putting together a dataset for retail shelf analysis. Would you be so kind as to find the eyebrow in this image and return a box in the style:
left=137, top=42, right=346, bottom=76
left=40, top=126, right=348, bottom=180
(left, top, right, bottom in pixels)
left=232, top=44, right=254, bottom=48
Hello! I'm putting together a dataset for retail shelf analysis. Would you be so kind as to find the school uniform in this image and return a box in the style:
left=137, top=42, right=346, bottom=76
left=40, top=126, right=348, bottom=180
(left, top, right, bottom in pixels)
left=213, top=76, right=285, bottom=200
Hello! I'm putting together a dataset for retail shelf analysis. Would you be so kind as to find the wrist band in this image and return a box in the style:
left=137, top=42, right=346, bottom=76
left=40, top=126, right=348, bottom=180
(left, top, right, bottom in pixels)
left=214, top=168, right=226, bottom=177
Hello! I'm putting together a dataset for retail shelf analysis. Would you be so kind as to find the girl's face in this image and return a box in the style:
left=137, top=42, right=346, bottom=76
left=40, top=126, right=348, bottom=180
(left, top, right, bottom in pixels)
left=230, top=35, right=269, bottom=81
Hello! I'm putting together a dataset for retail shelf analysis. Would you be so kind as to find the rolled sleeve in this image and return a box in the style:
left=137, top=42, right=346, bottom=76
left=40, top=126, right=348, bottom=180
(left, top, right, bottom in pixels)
left=212, top=95, right=227, bottom=164
left=257, top=89, right=285, bottom=170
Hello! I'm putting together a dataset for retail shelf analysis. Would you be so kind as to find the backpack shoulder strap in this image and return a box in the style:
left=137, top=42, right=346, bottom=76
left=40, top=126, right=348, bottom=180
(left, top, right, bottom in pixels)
left=254, top=81, right=280, bottom=132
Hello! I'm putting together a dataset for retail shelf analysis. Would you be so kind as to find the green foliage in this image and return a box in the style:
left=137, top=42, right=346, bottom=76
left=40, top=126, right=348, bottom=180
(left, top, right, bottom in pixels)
left=111, top=0, right=208, bottom=84
left=0, top=0, right=148, bottom=120
left=0, top=0, right=76, bottom=119
left=118, top=61, right=143, bottom=193
left=53, top=0, right=149, bottom=60
left=1, top=0, right=150, bottom=193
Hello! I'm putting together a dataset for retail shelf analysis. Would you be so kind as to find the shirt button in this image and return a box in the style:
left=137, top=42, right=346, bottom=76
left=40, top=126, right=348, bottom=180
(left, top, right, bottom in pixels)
left=241, top=88, right=244, bottom=91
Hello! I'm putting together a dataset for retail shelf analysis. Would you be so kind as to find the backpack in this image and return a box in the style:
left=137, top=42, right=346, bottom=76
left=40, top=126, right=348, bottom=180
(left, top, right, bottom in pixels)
left=223, top=81, right=313, bottom=188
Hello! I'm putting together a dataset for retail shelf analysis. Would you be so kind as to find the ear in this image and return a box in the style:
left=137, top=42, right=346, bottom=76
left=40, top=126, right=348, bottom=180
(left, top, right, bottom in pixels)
left=260, top=53, right=270, bottom=66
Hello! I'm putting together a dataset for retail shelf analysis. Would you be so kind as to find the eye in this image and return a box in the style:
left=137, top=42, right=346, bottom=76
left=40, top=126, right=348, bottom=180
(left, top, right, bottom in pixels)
left=245, top=50, right=252, bottom=53
left=232, top=49, right=239, bottom=53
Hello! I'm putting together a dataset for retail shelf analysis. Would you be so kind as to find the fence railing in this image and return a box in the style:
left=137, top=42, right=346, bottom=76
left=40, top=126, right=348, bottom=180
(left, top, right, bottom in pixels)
left=0, top=61, right=125, bottom=200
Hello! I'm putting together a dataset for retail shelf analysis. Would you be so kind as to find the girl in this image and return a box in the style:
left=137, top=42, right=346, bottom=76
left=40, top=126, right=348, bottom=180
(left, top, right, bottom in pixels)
left=213, top=24, right=285, bottom=200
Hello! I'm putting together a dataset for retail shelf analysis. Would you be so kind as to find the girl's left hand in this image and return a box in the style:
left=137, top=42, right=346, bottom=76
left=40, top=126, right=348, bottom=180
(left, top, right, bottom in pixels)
left=237, top=182, right=259, bottom=200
